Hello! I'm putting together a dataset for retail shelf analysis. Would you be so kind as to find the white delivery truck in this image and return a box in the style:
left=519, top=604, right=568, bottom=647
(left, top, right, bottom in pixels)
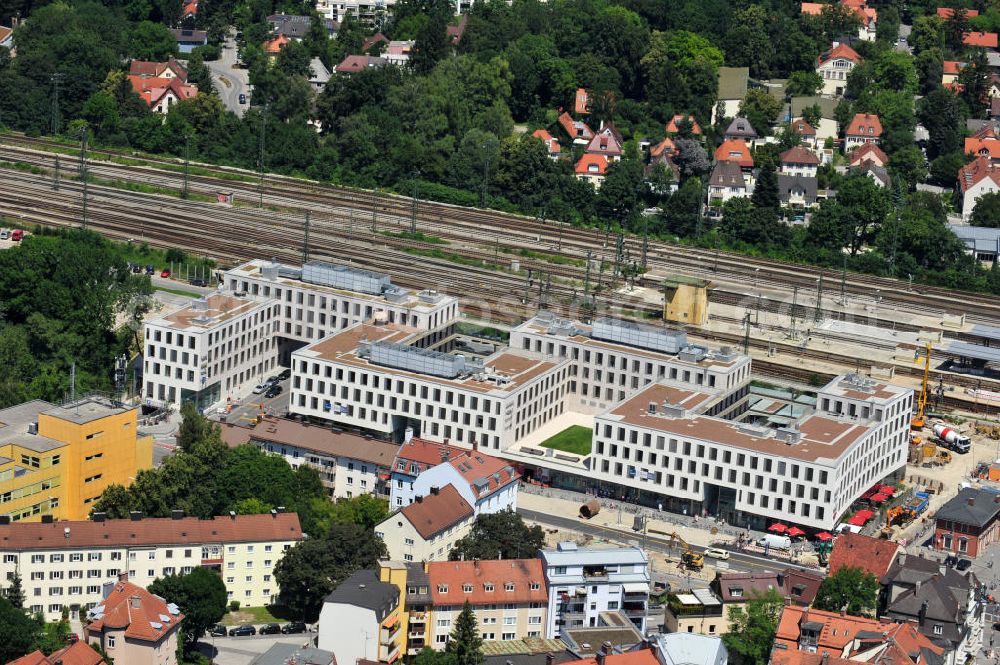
left=758, top=534, right=792, bottom=550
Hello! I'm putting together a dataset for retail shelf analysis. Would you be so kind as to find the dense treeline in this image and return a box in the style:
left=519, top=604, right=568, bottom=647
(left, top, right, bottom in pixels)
left=0, top=228, right=152, bottom=408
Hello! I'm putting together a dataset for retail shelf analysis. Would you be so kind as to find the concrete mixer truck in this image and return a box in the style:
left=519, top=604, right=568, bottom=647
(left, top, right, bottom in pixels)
left=934, top=424, right=971, bottom=454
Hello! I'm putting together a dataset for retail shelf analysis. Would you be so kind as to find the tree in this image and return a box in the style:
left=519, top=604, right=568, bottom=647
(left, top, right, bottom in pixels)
left=739, top=88, right=782, bottom=137
left=786, top=71, right=823, bottom=97
left=449, top=510, right=544, bottom=561
left=920, top=87, right=964, bottom=160
left=751, top=162, right=779, bottom=209
left=0, top=596, right=40, bottom=663
left=148, top=567, right=227, bottom=646
left=876, top=6, right=900, bottom=43
left=972, top=191, right=1000, bottom=227
left=233, top=497, right=271, bottom=514
left=673, top=138, right=711, bottom=179
left=724, top=5, right=772, bottom=78
left=445, top=601, right=483, bottom=665
left=411, top=9, right=450, bottom=75
left=274, top=523, right=387, bottom=622
left=813, top=566, right=879, bottom=616
left=176, top=401, right=220, bottom=453
left=130, top=21, right=177, bottom=60
left=801, top=104, right=822, bottom=129
left=595, top=149, right=645, bottom=227
left=910, top=15, right=945, bottom=55
left=723, top=588, right=784, bottom=665
left=945, top=7, right=971, bottom=54
left=4, top=572, right=24, bottom=608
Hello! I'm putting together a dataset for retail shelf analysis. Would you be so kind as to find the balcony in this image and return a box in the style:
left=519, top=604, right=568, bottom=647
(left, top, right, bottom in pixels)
left=408, top=630, right=425, bottom=639
left=409, top=612, right=427, bottom=623
left=381, top=621, right=401, bottom=646
left=583, top=566, right=609, bottom=580
left=380, top=642, right=400, bottom=664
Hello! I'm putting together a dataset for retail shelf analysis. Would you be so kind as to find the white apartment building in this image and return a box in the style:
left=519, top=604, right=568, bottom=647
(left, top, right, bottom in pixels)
left=143, top=293, right=279, bottom=409
left=539, top=542, right=650, bottom=639
left=315, top=0, right=394, bottom=25
left=509, top=314, right=751, bottom=416
left=224, top=415, right=398, bottom=499
left=389, top=436, right=519, bottom=512
left=225, top=260, right=459, bottom=363
left=289, top=321, right=572, bottom=450
left=0, top=512, right=303, bottom=620
left=590, top=373, right=912, bottom=530
left=318, top=568, right=402, bottom=664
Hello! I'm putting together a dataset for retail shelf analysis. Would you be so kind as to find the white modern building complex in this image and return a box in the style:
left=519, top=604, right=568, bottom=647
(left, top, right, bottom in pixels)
left=0, top=512, right=303, bottom=621
left=589, top=372, right=911, bottom=530
left=539, top=542, right=650, bottom=638
left=143, top=293, right=279, bottom=410
left=289, top=321, right=571, bottom=448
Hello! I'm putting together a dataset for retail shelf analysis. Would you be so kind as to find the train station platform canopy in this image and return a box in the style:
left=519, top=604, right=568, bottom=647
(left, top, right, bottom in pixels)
left=943, top=339, right=1000, bottom=364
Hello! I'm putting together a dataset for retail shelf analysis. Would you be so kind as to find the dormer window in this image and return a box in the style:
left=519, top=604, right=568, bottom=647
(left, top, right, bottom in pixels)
left=463, top=584, right=473, bottom=593
left=505, top=583, right=514, bottom=592
left=438, top=584, right=448, bottom=593
left=530, top=582, right=540, bottom=590
left=730, top=587, right=743, bottom=598
left=484, top=583, right=494, bottom=592
left=934, top=625, right=943, bottom=635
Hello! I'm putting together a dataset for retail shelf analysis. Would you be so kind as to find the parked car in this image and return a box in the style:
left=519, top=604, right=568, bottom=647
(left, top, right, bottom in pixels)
left=956, top=558, right=973, bottom=571
left=264, top=385, right=283, bottom=399
left=65, top=633, right=79, bottom=644
left=160, top=269, right=172, bottom=278
left=265, top=375, right=280, bottom=386
left=944, top=555, right=959, bottom=567
left=228, top=625, right=256, bottom=637
left=281, top=621, right=307, bottom=634
left=11, top=229, right=23, bottom=241
left=0, top=229, right=9, bottom=240
left=252, top=383, right=268, bottom=394
left=209, top=624, right=227, bottom=637
left=278, top=368, right=291, bottom=380
left=239, top=93, right=247, bottom=104
left=190, top=278, right=208, bottom=287
left=145, top=264, right=155, bottom=275
left=259, top=623, right=282, bottom=635
left=704, top=547, right=730, bottom=560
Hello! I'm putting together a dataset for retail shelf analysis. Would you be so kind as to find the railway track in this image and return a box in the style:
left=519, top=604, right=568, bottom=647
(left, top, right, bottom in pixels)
left=2, top=134, right=998, bottom=328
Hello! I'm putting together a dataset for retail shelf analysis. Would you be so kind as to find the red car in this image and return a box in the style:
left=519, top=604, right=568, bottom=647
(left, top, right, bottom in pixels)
left=65, top=633, right=79, bottom=644
left=160, top=269, right=172, bottom=278
left=11, top=229, right=23, bottom=241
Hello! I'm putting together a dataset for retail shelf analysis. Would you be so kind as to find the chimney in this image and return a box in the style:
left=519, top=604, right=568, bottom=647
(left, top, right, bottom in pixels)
left=41, top=514, right=54, bottom=524
left=415, top=495, right=423, bottom=503
left=118, top=572, right=129, bottom=582
left=171, top=509, right=184, bottom=520
left=898, top=551, right=907, bottom=567
left=271, top=509, right=278, bottom=518
left=276, top=506, right=286, bottom=513
left=968, top=497, right=976, bottom=506
left=229, top=511, right=236, bottom=519
left=939, top=564, right=947, bottom=576
left=404, top=427, right=413, bottom=443
left=63, top=527, right=70, bottom=538
left=430, top=486, right=440, bottom=495
left=918, top=600, right=928, bottom=625
left=832, top=40, right=840, bottom=48
left=129, top=511, right=142, bottom=521
left=472, top=439, right=478, bottom=452
left=546, top=655, right=555, bottom=665
left=822, top=654, right=829, bottom=665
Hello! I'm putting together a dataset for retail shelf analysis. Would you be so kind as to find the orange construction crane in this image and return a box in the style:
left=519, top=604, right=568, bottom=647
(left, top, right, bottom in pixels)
left=912, top=341, right=932, bottom=430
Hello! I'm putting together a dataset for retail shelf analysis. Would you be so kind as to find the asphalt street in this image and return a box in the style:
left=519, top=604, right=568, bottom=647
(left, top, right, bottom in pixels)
left=517, top=508, right=813, bottom=574
left=197, top=633, right=315, bottom=665
left=206, top=36, right=250, bottom=117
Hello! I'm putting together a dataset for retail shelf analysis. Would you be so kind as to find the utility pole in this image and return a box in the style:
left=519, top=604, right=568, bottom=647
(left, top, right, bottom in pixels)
left=410, top=172, right=419, bottom=234
left=49, top=73, right=63, bottom=136
left=52, top=154, right=60, bottom=191
left=257, top=105, right=268, bottom=208
left=79, top=128, right=89, bottom=229
left=303, top=210, right=311, bottom=265
left=742, top=311, right=751, bottom=355
left=789, top=285, right=799, bottom=340
left=182, top=133, right=191, bottom=199
left=70, top=362, right=76, bottom=402
left=814, top=275, right=824, bottom=323
left=641, top=217, right=648, bottom=270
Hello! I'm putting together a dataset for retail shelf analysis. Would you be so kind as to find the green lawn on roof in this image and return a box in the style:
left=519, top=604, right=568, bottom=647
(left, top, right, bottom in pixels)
left=540, top=425, right=593, bottom=456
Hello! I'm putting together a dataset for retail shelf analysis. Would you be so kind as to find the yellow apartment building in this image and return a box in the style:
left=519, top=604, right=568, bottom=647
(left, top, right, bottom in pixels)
left=0, top=397, right=153, bottom=522
left=379, top=561, right=433, bottom=656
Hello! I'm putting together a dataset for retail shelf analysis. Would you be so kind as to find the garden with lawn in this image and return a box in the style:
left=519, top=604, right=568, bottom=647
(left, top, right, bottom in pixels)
left=540, top=425, right=593, bottom=456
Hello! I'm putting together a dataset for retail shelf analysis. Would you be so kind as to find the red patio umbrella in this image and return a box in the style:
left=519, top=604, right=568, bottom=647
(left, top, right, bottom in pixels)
left=815, top=532, right=833, bottom=541
left=769, top=523, right=788, bottom=533
left=880, top=486, right=896, bottom=496
left=787, top=526, right=806, bottom=537
left=870, top=493, right=889, bottom=503
left=847, top=515, right=866, bottom=526
left=855, top=509, right=875, bottom=520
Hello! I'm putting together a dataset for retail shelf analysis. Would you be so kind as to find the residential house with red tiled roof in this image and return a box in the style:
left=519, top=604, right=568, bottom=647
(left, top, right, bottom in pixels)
left=943, top=61, right=966, bottom=86
left=964, top=31, right=998, bottom=49
left=817, top=42, right=862, bottom=97
left=558, top=111, right=595, bottom=144
left=938, top=7, right=979, bottom=19
left=85, top=575, right=184, bottom=665
left=803, top=0, right=877, bottom=41
left=425, top=559, right=547, bottom=646
left=264, top=33, right=290, bottom=54
left=128, top=75, right=198, bottom=115
left=335, top=54, right=388, bottom=74
left=406, top=448, right=519, bottom=515
left=362, top=32, right=389, bottom=52
left=789, top=117, right=819, bottom=151
left=129, top=59, right=188, bottom=81
left=650, top=136, right=676, bottom=159
left=965, top=129, right=1000, bottom=164
left=958, top=155, right=1000, bottom=219
left=532, top=129, right=562, bottom=159
left=585, top=127, right=623, bottom=162
left=666, top=114, right=702, bottom=136
left=844, top=113, right=882, bottom=152
left=0, top=25, right=12, bottom=52
left=780, top=146, right=820, bottom=177
left=849, top=143, right=889, bottom=168
left=827, top=532, right=900, bottom=579
left=575, top=87, right=590, bottom=115
left=575, top=153, right=609, bottom=188
left=374, top=484, right=475, bottom=562
left=182, top=0, right=198, bottom=18
left=714, top=139, right=754, bottom=169
left=7, top=642, right=106, bottom=665
left=446, top=14, right=468, bottom=46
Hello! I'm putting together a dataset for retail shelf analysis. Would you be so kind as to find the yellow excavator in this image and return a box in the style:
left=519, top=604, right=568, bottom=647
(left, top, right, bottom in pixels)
left=665, top=532, right=704, bottom=570
left=912, top=341, right=932, bottom=430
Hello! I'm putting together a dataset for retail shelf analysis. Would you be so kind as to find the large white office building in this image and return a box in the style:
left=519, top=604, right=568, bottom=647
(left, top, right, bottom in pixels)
left=590, top=372, right=912, bottom=530
left=289, top=321, right=573, bottom=448
left=539, top=541, right=650, bottom=639
left=143, top=293, right=279, bottom=409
